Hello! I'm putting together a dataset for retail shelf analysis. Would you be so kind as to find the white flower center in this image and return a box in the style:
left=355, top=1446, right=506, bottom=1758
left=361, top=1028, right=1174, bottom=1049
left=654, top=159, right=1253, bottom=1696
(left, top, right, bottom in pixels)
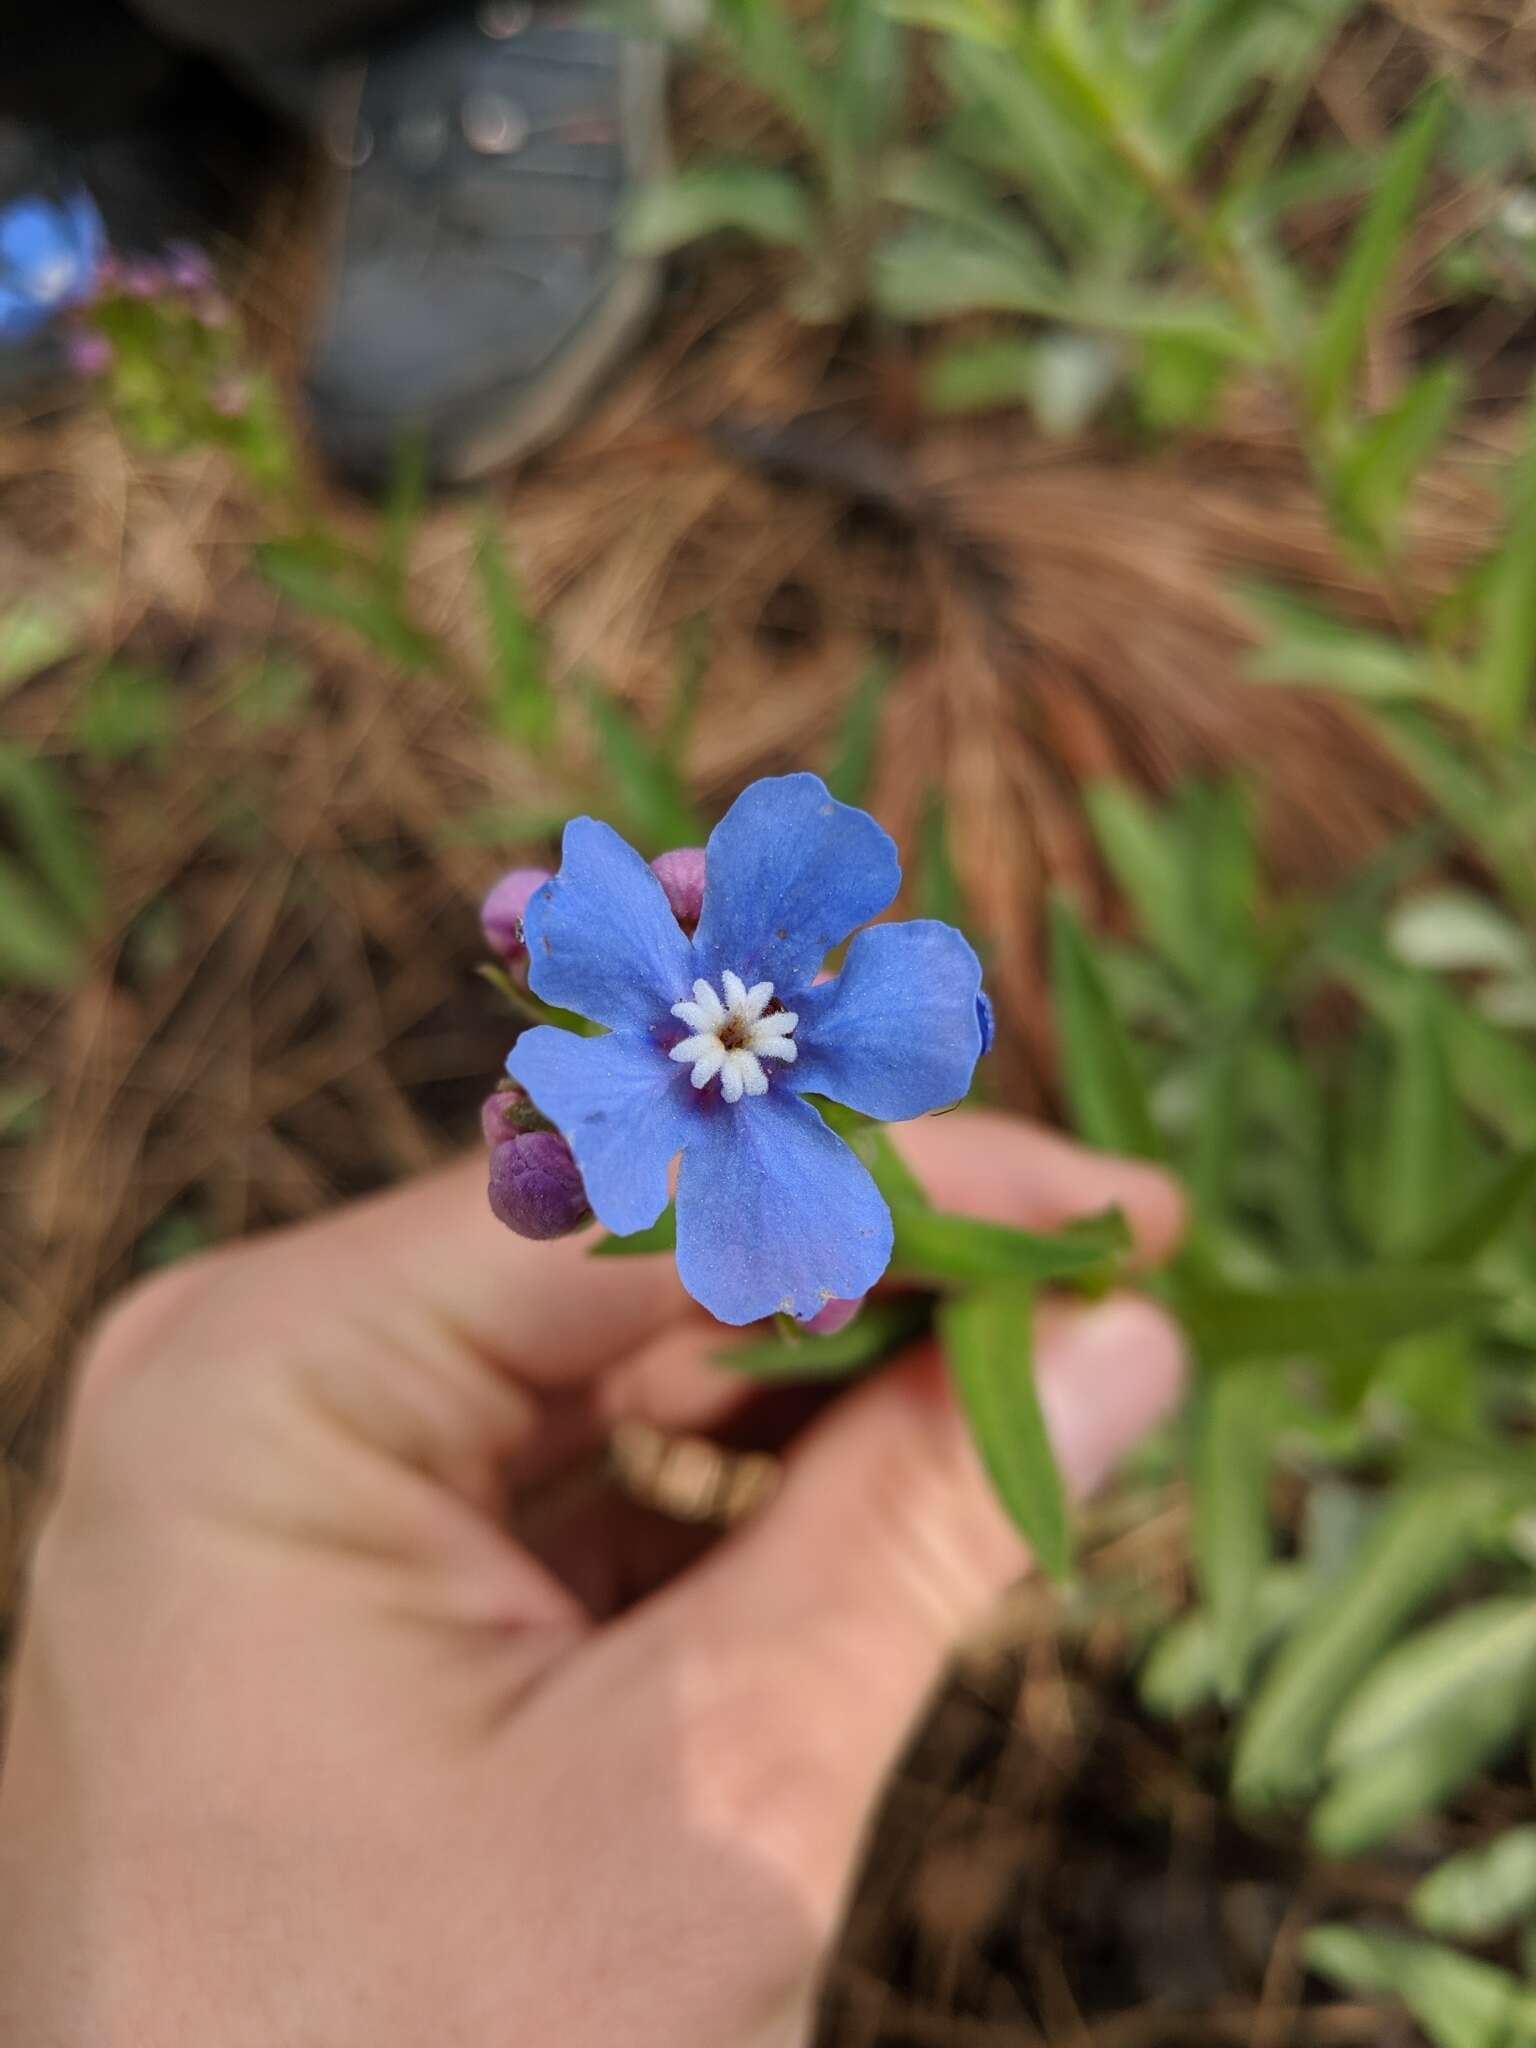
left=669, top=970, right=799, bottom=1105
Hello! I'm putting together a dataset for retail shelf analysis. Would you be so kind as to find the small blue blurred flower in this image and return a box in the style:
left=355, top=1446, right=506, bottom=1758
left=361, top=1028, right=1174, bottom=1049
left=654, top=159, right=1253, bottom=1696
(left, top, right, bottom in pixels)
left=507, top=772, right=985, bottom=1325
left=0, top=189, right=106, bottom=344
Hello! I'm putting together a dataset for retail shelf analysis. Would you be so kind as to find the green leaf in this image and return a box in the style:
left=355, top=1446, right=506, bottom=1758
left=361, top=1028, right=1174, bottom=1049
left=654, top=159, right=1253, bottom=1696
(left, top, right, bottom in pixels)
left=1179, top=1268, right=1492, bottom=1369
left=891, top=1204, right=1129, bottom=1289
left=1332, top=361, right=1466, bottom=556
left=625, top=163, right=816, bottom=254
left=1136, top=329, right=1233, bottom=433
left=590, top=1208, right=677, bottom=1257
left=1412, top=1828, right=1536, bottom=1942
left=1474, top=376, right=1536, bottom=740
left=924, top=336, right=1040, bottom=416
left=1235, top=580, right=1433, bottom=700
left=1388, top=888, right=1530, bottom=974
left=1327, top=1595, right=1536, bottom=1770
left=1304, top=1926, right=1536, bottom=2048
left=823, top=653, right=894, bottom=807
left=1232, top=1478, right=1503, bottom=1807
left=258, top=540, right=443, bottom=672
left=1083, top=780, right=1199, bottom=981
left=1375, top=983, right=1462, bottom=1255
left=0, top=746, right=102, bottom=933
left=583, top=677, right=705, bottom=857
left=0, top=854, right=85, bottom=987
left=1139, top=1565, right=1314, bottom=1720
left=0, top=598, right=85, bottom=699
left=718, top=1296, right=930, bottom=1379
left=74, top=662, right=175, bottom=765
left=941, top=1279, right=1069, bottom=1578
left=1418, top=1149, right=1536, bottom=1264
left=1049, top=894, right=1161, bottom=1159
left=1305, top=88, right=1448, bottom=422
left=476, top=519, right=557, bottom=753
left=1192, top=1365, right=1279, bottom=1701
left=915, top=787, right=968, bottom=931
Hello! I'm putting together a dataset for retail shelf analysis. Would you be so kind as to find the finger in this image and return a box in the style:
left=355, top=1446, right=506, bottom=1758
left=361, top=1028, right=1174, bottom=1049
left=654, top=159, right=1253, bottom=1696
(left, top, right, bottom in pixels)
left=891, top=1111, right=1185, bottom=1266
left=643, top=1293, right=1185, bottom=1929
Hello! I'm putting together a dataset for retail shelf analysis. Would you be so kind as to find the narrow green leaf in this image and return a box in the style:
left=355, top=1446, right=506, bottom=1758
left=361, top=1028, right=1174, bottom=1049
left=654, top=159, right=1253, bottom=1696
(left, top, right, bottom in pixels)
left=1332, top=361, right=1466, bottom=556
left=1179, top=1268, right=1491, bottom=1368
left=1376, top=983, right=1462, bottom=1254
left=1327, top=1596, right=1536, bottom=1769
left=0, top=746, right=102, bottom=932
left=823, top=653, right=895, bottom=807
left=1419, top=1149, right=1536, bottom=1264
left=1304, top=1925, right=1536, bottom=2048
left=1083, top=780, right=1199, bottom=980
left=0, top=598, right=84, bottom=698
left=1232, top=1478, right=1501, bottom=1807
left=1139, top=1565, right=1314, bottom=1720
left=625, top=162, right=816, bottom=255
left=1474, top=376, right=1536, bottom=740
left=1412, top=1828, right=1536, bottom=1942
left=590, top=1208, right=677, bottom=1257
left=719, top=1297, right=930, bottom=1379
left=1192, top=1365, right=1279, bottom=1701
left=916, top=787, right=968, bottom=931
left=583, top=677, right=705, bottom=857
left=0, top=854, right=85, bottom=987
left=891, top=1204, right=1129, bottom=1289
left=258, top=541, right=443, bottom=672
left=941, top=1279, right=1069, bottom=1578
left=1306, top=88, right=1448, bottom=421
left=1235, top=580, right=1433, bottom=700
left=476, top=520, right=556, bottom=753
left=1049, top=894, right=1162, bottom=1159
left=377, top=429, right=428, bottom=602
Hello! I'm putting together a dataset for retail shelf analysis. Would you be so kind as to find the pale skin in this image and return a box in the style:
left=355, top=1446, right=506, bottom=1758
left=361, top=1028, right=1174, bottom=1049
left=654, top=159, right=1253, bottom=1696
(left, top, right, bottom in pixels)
left=0, top=1111, right=1185, bottom=2048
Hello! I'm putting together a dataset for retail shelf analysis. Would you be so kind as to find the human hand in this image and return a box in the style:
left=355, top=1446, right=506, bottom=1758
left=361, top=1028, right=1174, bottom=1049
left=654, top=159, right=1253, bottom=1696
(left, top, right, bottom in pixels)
left=0, top=1113, right=1183, bottom=2048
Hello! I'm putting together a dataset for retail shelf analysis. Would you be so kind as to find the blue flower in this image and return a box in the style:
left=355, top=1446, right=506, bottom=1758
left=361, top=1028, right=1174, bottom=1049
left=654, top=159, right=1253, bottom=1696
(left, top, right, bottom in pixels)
left=0, top=190, right=106, bottom=344
left=507, top=773, right=985, bottom=1325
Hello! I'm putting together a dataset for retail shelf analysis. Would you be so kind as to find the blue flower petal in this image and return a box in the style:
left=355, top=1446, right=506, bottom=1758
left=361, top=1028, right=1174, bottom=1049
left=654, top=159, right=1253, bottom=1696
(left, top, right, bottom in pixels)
left=0, top=197, right=91, bottom=309
left=65, top=191, right=106, bottom=270
left=523, top=815, right=695, bottom=1033
left=791, top=920, right=984, bottom=1121
left=0, top=282, right=49, bottom=342
left=691, top=772, right=900, bottom=997
left=676, top=1090, right=893, bottom=1324
left=506, top=1024, right=687, bottom=1235
left=0, top=199, right=66, bottom=276
left=976, top=988, right=995, bottom=1056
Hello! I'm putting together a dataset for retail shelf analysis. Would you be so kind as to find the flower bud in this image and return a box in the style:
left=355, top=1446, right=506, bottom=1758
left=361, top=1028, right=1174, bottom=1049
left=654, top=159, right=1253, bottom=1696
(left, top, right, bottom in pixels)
left=164, top=241, right=214, bottom=295
left=481, top=866, right=551, bottom=966
left=487, top=1128, right=591, bottom=1241
left=805, top=1295, right=863, bottom=1336
left=651, top=847, right=706, bottom=932
left=480, top=1080, right=549, bottom=1146
left=65, top=326, right=113, bottom=378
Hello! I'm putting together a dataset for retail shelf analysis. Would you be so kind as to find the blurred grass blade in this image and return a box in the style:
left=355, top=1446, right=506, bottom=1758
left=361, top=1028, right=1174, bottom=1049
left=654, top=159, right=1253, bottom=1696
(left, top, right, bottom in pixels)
left=941, top=1279, right=1069, bottom=1579
left=1236, top=580, right=1433, bottom=699
left=824, top=652, right=895, bottom=806
left=1312, top=1692, right=1532, bottom=1858
left=916, top=786, right=968, bottom=930
left=378, top=430, right=428, bottom=602
left=625, top=163, right=816, bottom=254
left=0, top=598, right=85, bottom=699
left=891, top=1204, right=1129, bottom=1288
left=1418, top=1150, right=1536, bottom=1264
left=1332, top=361, right=1466, bottom=557
left=1304, top=1925, right=1536, bottom=2048
left=1412, top=1828, right=1536, bottom=1942
left=0, top=855, right=85, bottom=987
left=476, top=519, right=557, bottom=753
left=259, top=539, right=443, bottom=672
left=1192, top=1364, right=1279, bottom=1701
left=1305, top=87, right=1447, bottom=423
left=1376, top=982, right=1462, bottom=1255
left=1083, top=779, right=1199, bottom=980
left=1232, top=1477, right=1501, bottom=1807
left=583, top=676, right=706, bottom=855
left=1326, top=1595, right=1536, bottom=1770
left=1474, top=376, right=1536, bottom=741
left=1179, top=1268, right=1490, bottom=1368
left=719, top=1297, right=930, bottom=1379
left=1049, top=894, right=1162, bottom=1159
left=0, top=745, right=102, bottom=932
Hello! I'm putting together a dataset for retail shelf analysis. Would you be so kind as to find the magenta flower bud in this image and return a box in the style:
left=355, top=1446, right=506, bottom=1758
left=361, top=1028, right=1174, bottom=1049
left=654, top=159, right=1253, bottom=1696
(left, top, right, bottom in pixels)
left=651, top=846, right=706, bottom=931
left=65, top=326, right=114, bottom=377
left=487, top=1128, right=591, bottom=1240
left=805, top=1295, right=863, bottom=1336
left=481, top=866, right=551, bottom=965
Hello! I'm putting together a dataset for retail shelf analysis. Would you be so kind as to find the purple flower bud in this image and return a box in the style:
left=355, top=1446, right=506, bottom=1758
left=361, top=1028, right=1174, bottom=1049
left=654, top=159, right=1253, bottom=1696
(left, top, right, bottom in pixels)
left=481, top=866, right=551, bottom=965
left=805, top=1295, right=863, bottom=1336
left=480, top=1080, right=550, bottom=1146
left=487, top=1128, right=591, bottom=1240
left=65, top=326, right=114, bottom=378
left=119, top=260, right=165, bottom=299
left=976, top=989, right=995, bottom=1056
left=651, top=846, right=706, bottom=931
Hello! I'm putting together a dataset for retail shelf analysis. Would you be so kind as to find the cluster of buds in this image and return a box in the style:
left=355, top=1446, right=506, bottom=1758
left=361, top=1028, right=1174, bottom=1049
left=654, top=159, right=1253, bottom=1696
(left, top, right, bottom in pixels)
left=478, top=846, right=710, bottom=1244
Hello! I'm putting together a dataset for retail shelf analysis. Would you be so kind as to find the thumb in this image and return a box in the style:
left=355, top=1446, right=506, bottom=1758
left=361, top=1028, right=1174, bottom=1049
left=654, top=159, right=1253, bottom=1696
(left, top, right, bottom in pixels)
left=658, top=1293, right=1184, bottom=1928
